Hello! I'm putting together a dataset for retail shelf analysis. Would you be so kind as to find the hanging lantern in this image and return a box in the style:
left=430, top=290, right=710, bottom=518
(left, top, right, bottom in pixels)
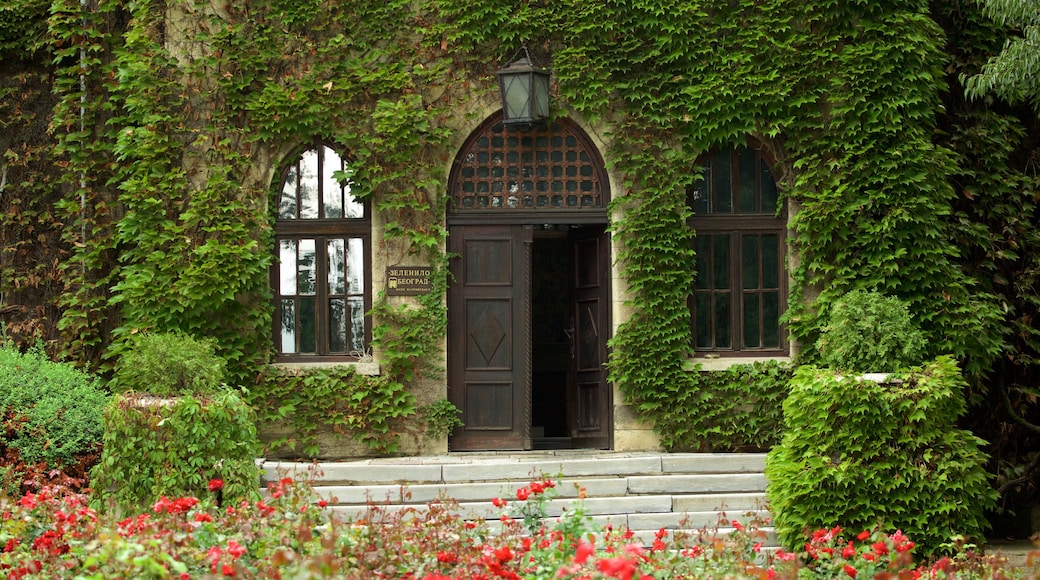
left=496, top=47, right=550, bottom=128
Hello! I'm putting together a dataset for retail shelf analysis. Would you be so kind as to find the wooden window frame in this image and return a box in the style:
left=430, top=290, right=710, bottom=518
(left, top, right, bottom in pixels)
left=688, top=143, right=788, bottom=358
left=272, top=144, right=372, bottom=362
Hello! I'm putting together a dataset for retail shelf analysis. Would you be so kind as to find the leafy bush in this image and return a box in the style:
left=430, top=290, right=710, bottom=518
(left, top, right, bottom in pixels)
left=765, top=356, right=996, bottom=557
left=816, top=289, right=927, bottom=373
left=0, top=477, right=1034, bottom=578
left=90, top=390, right=261, bottom=512
left=110, top=331, right=226, bottom=395
left=0, top=341, right=109, bottom=467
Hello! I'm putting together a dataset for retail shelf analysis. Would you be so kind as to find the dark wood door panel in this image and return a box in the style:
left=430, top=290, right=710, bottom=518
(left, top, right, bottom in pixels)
left=448, top=225, right=532, bottom=451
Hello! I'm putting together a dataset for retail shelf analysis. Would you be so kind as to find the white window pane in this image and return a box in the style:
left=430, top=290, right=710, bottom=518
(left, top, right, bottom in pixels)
left=298, top=239, right=316, bottom=295
left=328, top=238, right=345, bottom=294
left=299, top=149, right=319, bottom=219
left=347, top=237, right=364, bottom=295
left=322, top=146, right=344, bottom=219
left=279, top=240, right=297, bottom=296
left=329, top=298, right=346, bottom=353
left=280, top=299, right=296, bottom=354
left=344, top=180, right=364, bottom=218
left=279, top=165, right=298, bottom=219
left=349, top=296, right=365, bottom=353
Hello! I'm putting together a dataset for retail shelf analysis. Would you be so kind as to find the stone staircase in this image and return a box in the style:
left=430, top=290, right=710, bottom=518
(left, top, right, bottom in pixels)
left=261, top=451, right=775, bottom=548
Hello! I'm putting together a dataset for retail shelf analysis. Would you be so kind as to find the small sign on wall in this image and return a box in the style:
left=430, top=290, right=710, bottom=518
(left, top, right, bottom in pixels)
left=386, top=266, right=433, bottom=296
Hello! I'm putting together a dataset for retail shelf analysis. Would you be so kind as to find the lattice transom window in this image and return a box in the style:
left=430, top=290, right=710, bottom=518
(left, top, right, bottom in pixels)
left=451, top=116, right=605, bottom=211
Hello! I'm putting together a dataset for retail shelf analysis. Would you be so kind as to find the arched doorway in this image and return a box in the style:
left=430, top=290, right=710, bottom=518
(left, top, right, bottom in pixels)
left=446, top=113, right=612, bottom=451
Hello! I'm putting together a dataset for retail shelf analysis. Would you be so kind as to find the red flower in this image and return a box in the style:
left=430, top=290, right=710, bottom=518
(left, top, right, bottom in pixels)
left=857, top=530, right=871, bottom=541
left=843, top=564, right=858, bottom=578
left=731, top=519, right=744, bottom=532
left=842, top=541, right=856, bottom=559
left=227, top=540, right=246, bottom=559
left=255, top=501, right=275, bottom=516
left=194, top=512, right=213, bottom=523
left=317, top=499, right=328, bottom=508
left=516, top=487, right=530, bottom=501
left=208, top=479, right=224, bottom=492
left=575, top=541, right=595, bottom=564
left=221, top=563, right=235, bottom=577
left=596, top=556, right=637, bottom=580
left=494, top=546, right=513, bottom=563
left=492, top=497, right=507, bottom=508
left=436, top=550, right=457, bottom=564
left=872, top=541, right=889, bottom=556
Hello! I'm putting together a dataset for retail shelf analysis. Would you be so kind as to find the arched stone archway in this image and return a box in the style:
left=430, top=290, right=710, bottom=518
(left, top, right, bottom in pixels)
left=446, top=113, right=613, bottom=451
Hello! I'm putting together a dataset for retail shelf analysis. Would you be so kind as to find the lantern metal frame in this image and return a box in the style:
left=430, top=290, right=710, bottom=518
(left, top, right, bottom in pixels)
left=495, top=47, right=551, bottom=129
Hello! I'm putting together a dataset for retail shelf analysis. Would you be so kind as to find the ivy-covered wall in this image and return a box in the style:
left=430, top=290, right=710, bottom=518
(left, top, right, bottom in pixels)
left=1, top=0, right=1037, bottom=507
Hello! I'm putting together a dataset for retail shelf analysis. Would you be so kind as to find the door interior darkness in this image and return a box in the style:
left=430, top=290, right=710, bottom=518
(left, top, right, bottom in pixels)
left=448, top=223, right=611, bottom=451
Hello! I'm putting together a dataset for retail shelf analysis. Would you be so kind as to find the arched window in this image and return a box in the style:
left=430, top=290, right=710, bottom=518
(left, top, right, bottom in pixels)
left=688, top=143, right=787, bottom=356
left=272, top=144, right=370, bottom=360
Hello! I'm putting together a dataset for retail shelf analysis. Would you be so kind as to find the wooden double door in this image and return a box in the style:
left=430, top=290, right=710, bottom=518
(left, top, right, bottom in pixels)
left=447, top=223, right=611, bottom=451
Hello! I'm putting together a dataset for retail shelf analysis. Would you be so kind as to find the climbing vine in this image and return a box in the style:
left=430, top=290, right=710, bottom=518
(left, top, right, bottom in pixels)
left=1, top=0, right=1037, bottom=504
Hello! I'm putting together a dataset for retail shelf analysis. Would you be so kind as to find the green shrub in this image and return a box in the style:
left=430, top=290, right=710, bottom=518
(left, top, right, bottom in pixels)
left=90, top=390, right=260, bottom=512
left=0, top=341, right=109, bottom=467
left=765, top=356, right=995, bottom=557
left=816, top=290, right=927, bottom=373
left=110, top=331, right=226, bottom=395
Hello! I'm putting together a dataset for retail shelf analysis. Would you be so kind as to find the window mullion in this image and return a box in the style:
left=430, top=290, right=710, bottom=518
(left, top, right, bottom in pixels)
left=315, top=235, right=329, bottom=356
left=730, top=233, right=742, bottom=351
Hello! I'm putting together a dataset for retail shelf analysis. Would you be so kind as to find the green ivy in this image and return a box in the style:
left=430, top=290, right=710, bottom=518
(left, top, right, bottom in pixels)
left=250, top=366, right=416, bottom=456
left=656, top=361, right=792, bottom=453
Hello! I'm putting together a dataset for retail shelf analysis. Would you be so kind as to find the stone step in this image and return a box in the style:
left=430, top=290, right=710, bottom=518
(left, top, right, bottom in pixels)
left=261, top=452, right=775, bottom=548
left=263, top=452, right=768, bottom=485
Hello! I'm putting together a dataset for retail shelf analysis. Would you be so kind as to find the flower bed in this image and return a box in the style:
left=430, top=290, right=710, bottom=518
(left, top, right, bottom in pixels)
left=0, top=476, right=1036, bottom=579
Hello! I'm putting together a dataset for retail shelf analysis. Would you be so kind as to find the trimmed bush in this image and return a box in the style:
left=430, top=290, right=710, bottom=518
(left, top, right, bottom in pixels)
left=90, top=390, right=260, bottom=511
left=0, top=341, right=109, bottom=467
left=91, top=332, right=259, bottom=511
left=816, top=290, right=927, bottom=373
left=110, top=331, right=226, bottom=395
left=765, top=356, right=995, bottom=557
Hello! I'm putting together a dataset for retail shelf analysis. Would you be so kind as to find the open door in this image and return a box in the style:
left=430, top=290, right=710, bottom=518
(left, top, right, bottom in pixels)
left=447, top=224, right=533, bottom=450
left=567, top=226, right=612, bottom=448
